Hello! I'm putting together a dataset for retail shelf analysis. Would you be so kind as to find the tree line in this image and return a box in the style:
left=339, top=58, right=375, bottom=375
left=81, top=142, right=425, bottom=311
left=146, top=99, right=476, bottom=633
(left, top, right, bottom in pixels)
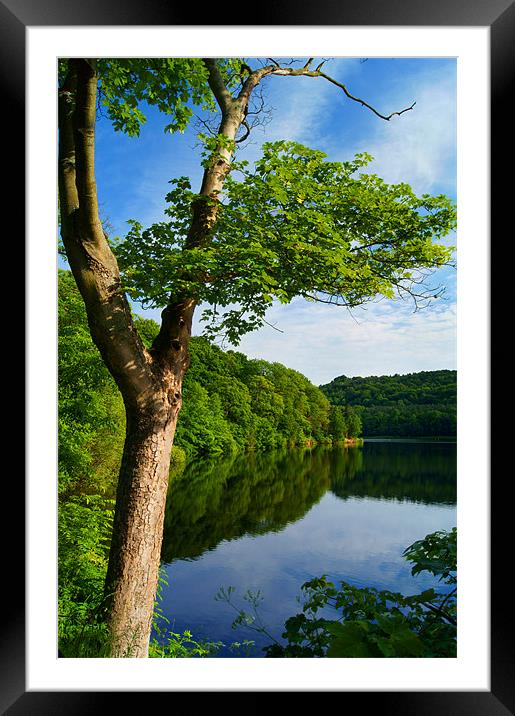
left=320, top=370, right=456, bottom=437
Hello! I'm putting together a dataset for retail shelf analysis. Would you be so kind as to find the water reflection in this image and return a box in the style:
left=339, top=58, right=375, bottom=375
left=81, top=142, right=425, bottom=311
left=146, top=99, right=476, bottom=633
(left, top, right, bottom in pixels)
left=161, top=443, right=456, bottom=564
left=161, top=449, right=331, bottom=563
left=330, top=442, right=456, bottom=504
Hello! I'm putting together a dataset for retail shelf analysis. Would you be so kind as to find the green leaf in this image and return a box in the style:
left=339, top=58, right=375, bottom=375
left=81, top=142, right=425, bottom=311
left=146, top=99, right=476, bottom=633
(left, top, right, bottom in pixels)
left=326, top=622, right=379, bottom=657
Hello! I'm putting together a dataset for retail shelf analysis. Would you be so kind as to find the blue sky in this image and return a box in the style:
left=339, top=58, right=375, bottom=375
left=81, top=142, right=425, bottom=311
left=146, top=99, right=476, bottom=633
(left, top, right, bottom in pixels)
left=67, top=57, right=457, bottom=385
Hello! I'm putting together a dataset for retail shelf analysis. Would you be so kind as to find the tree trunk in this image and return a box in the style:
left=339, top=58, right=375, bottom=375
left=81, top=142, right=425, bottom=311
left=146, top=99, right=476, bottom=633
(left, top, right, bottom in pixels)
left=103, top=395, right=181, bottom=657
left=58, top=58, right=250, bottom=658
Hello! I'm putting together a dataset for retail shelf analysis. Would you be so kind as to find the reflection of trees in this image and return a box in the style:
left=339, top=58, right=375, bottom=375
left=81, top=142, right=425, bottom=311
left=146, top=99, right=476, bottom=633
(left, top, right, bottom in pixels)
left=161, top=449, right=332, bottom=563
left=161, top=443, right=457, bottom=564
left=330, top=442, right=456, bottom=505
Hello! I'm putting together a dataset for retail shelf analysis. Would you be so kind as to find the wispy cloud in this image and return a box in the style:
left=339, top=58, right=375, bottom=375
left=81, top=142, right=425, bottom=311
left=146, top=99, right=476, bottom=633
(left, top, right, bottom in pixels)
left=219, top=296, right=456, bottom=385
left=336, top=63, right=457, bottom=197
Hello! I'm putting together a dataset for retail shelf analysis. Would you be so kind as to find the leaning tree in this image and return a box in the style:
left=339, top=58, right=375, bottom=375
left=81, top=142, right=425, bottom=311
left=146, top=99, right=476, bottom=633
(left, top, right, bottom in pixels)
left=58, top=57, right=455, bottom=657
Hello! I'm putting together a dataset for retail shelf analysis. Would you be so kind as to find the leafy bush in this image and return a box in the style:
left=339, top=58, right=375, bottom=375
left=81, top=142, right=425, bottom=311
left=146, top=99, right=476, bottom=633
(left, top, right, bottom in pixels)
left=58, top=495, right=115, bottom=657
left=220, top=528, right=457, bottom=658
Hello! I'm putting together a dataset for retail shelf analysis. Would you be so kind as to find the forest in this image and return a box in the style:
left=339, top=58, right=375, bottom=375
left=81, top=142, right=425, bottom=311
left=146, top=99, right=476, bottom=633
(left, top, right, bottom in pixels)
left=320, top=370, right=456, bottom=437
left=59, top=268, right=362, bottom=484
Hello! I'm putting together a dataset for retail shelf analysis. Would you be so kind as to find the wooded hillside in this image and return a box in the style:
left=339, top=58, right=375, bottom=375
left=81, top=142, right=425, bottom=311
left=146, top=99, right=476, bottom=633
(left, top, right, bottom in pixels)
left=320, top=370, right=456, bottom=437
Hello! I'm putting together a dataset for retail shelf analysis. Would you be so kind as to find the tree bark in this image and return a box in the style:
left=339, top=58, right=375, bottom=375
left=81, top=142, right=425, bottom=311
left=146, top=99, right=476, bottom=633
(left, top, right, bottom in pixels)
left=103, top=396, right=181, bottom=656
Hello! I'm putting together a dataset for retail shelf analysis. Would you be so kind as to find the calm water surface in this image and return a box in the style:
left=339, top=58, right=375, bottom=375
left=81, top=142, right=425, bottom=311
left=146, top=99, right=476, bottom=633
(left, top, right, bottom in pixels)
left=156, top=440, right=456, bottom=657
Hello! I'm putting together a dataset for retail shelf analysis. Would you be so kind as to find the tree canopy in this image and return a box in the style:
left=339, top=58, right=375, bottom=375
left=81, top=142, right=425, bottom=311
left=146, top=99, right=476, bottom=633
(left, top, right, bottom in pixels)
left=115, top=140, right=455, bottom=344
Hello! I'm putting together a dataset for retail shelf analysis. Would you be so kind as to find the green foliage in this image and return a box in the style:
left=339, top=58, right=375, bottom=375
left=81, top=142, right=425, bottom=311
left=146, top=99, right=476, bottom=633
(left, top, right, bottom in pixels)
left=404, top=527, right=457, bottom=585
left=95, top=58, right=246, bottom=137
left=58, top=494, right=114, bottom=657
left=59, top=495, right=114, bottom=602
left=221, top=528, right=457, bottom=658
left=169, top=444, right=188, bottom=475
left=148, top=630, right=224, bottom=658
left=115, top=141, right=455, bottom=344
left=58, top=270, right=126, bottom=497
left=174, top=380, right=239, bottom=457
left=329, top=405, right=346, bottom=441
left=58, top=278, right=118, bottom=653
left=328, top=404, right=362, bottom=441
left=321, top=370, right=457, bottom=437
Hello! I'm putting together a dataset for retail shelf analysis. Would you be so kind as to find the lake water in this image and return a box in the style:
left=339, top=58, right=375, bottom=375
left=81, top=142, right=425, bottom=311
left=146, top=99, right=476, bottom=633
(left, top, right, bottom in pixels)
left=156, top=440, right=456, bottom=657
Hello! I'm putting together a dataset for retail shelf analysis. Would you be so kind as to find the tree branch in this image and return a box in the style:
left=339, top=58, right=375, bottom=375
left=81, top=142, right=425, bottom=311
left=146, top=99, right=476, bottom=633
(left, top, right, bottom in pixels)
left=72, top=59, right=106, bottom=245
left=267, top=61, right=416, bottom=121
left=203, top=58, right=234, bottom=113
left=235, top=119, right=251, bottom=144
left=422, top=600, right=457, bottom=626
left=58, top=64, right=79, bottom=220
left=319, top=71, right=416, bottom=120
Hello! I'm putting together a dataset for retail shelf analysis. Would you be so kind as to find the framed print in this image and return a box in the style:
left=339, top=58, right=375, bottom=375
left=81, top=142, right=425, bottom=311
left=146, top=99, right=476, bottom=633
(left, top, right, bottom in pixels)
left=9, top=0, right=510, bottom=712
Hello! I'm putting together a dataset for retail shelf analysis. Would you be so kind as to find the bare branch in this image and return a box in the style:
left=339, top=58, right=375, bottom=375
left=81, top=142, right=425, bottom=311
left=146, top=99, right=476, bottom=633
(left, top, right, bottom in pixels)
left=246, top=87, right=267, bottom=117
left=262, top=317, right=284, bottom=333
left=195, top=113, right=219, bottom=137
left=235, top=119, right=251, bottom=144
left=319, top=69, right=416, bottom=119
left=302, top=292, right=351, bottom=307
left=266, top=61, right=416, bottom=122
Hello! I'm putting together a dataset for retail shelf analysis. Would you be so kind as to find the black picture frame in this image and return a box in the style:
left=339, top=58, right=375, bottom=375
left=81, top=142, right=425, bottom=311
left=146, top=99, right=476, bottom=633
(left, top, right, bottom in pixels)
left=10, top=0, right=509, bottom=712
